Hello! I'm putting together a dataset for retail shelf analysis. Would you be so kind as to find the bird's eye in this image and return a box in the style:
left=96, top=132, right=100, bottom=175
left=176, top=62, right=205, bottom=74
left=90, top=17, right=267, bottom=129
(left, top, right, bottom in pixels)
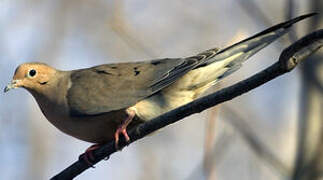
left=28, top=69, right=37, bottom=77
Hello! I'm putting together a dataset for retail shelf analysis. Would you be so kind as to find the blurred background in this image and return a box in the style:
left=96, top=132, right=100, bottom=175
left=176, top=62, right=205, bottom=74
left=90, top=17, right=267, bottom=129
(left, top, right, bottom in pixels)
left=0, top=0, right=322, bottom=179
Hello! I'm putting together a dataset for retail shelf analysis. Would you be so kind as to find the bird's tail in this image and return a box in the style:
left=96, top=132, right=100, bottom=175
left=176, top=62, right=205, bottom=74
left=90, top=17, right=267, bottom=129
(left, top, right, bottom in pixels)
left=136, top=13, right=317, bottom=121
left=194, top=13, right=316, bottom=81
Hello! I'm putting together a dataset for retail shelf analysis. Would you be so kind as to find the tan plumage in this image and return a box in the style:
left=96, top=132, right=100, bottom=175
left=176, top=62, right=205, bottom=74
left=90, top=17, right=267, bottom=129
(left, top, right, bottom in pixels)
left=4, top=14, right=314, bottom=145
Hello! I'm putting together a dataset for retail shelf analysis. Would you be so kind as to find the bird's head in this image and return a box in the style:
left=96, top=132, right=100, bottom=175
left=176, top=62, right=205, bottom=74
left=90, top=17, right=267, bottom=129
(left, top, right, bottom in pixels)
left=4, top=63, right=56, bottom=93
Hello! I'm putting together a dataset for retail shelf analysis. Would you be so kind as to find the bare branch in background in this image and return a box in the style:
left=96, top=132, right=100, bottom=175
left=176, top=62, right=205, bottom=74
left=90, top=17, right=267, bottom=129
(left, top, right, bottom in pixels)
left=292, top=1, right=323, bottom=179
left=237, top=0, right=291, bottom=47
left=203, top=107, right=219, bottom=180
left=286, top=0, right=298, bottom=42
left=186, top=127, right=236, bottom=180
left=50, top=29, right=323, bottom=180
left=231, top=3, right=323, bottom=179
left=237, top=0, right=273, bottom=27
left=109, top=0, right=157, bottom=58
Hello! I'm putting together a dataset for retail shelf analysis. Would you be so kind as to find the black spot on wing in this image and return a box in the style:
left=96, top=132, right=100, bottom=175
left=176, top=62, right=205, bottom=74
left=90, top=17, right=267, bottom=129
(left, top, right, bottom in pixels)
left=133, top=67, right=140, bottom=76
left=93, top=69, right=113, bottom=75
left=151, top=60, right=162, bottom=65
left=70, top=72, right=82, bottom=80
left=134, top=70, right=140, bottom=76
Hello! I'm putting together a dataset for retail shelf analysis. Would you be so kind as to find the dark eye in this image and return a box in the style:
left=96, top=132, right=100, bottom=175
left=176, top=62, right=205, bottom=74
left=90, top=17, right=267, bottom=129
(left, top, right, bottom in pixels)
left=29, top=69, right=37, bottom=77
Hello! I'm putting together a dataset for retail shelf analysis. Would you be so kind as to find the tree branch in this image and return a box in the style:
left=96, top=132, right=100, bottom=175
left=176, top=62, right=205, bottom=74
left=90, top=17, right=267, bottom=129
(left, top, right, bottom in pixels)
left=51, top=29, right=323, bottom=180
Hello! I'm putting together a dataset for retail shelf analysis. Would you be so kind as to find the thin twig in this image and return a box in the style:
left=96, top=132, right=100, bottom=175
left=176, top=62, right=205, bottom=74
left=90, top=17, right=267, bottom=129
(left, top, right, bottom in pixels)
left=203, top=107, right=219, bottom=180
left=286, top=0, right=298, bottom=42
left=237, top=0, right=291, bottom=48
left=51, top=29, right=323, bottom=180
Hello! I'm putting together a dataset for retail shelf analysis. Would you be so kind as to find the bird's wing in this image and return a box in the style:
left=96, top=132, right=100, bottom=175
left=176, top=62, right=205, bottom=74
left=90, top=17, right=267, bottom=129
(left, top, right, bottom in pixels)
left=66, top=55, right=216, bottom=116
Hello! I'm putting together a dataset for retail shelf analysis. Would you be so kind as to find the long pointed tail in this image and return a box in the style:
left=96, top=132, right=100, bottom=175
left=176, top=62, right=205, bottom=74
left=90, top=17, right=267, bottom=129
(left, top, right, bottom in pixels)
left=195, top=13, right=317, bottom=80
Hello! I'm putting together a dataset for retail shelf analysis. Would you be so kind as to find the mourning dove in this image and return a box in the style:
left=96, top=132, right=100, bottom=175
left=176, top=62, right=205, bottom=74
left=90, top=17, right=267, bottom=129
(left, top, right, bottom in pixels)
left=4, top=14, right=314, bottom=162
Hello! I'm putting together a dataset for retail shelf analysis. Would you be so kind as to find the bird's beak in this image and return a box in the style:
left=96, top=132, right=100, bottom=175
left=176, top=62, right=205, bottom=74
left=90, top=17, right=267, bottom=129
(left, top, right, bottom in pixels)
left=4, top=80, right=21, bottom=93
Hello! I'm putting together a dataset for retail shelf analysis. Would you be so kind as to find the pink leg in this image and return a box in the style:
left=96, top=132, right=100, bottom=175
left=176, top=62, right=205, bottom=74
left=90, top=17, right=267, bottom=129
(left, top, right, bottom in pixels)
left=114, top=108, right=136, bottom=149
left=79, top=144, right=102, bottom=167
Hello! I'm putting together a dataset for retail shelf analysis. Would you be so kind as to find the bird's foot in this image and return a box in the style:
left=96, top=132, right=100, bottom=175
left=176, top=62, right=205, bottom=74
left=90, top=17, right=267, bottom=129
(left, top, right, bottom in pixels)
left=114, top=126, right=130, bottom=149
left=114, top=108, right=135, bottom=150
left=79, top=144, right=102, bottom=168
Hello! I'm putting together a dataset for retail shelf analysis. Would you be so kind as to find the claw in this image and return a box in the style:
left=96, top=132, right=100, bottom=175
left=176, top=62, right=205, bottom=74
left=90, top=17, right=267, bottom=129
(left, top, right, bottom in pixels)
left=114, top=126, right=130, bottom=149
left=79, top=144, right=101, bottom=167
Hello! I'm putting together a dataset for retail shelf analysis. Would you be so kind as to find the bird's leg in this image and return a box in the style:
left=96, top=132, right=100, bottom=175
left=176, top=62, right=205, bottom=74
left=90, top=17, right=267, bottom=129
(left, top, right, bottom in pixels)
left=79, top=144, right=102, bottom=167
left=114, top=108, right=136, bottom=149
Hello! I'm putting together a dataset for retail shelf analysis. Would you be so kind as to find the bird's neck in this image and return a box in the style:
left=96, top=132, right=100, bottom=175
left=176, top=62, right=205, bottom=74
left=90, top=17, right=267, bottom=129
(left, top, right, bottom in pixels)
left=28, top=71, right=71, bottom=119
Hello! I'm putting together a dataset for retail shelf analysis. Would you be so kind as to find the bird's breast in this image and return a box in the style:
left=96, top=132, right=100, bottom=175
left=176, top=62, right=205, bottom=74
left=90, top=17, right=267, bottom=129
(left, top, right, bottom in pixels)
left=30, top=89, right=128, bottom=143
